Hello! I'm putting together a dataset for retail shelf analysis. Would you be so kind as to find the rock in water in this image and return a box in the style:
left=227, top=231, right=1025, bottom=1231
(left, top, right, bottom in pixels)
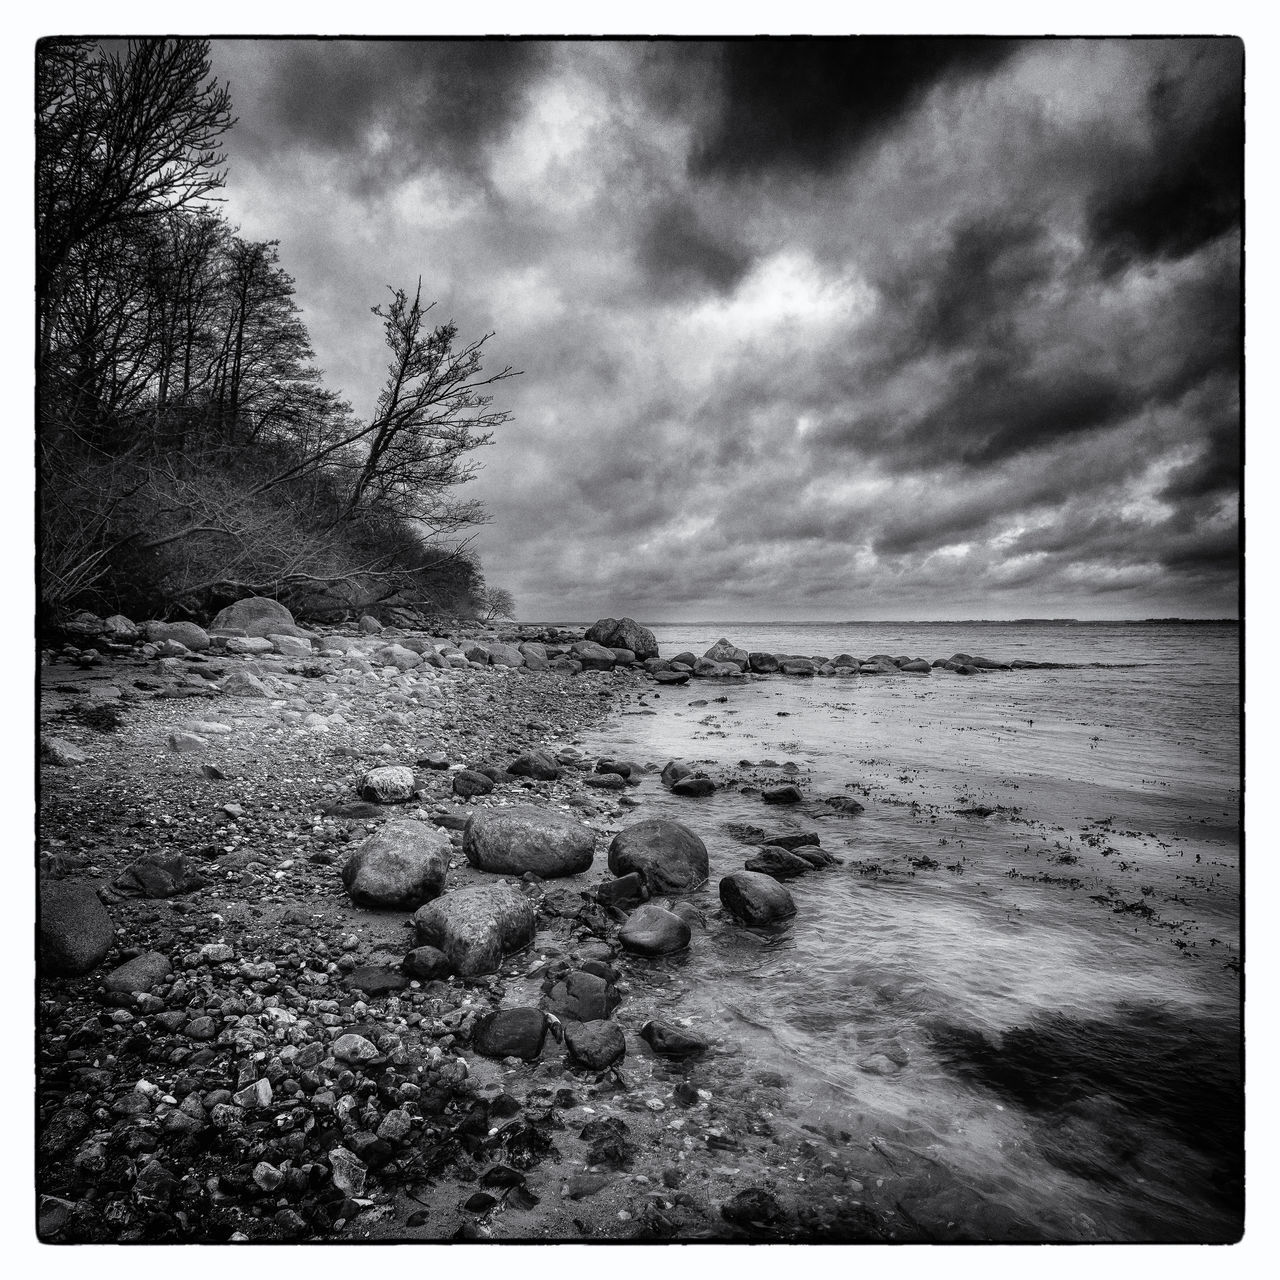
left=762, top=785, right=804, bottom=805
left=40, top=880, right=115, bottom=975
left=565, top=1020, right=626, bottom=1070
left=720, top=871, right=796, bottom=925
left=671, top=775, right=716, bottom=797
left=744, top=847, right=812, bottom=880
left=358, top=765, right=416, bottom=804
left=640, top=1020, right=709, bottom=1057
left=342, top=819, right=450, bottom=908
left=463, top=805, right=595, bottom=878
left=411, top=884, right=537, bottom=976
left=619, top=903, right=692, bottom=956
left=474, top=1008, right=547, bottom=1061
left=585, top=617, right=660, bottom=661
left=546, top=970, right=619, bottom=1023
left=608, top=818, right=709, bottom=894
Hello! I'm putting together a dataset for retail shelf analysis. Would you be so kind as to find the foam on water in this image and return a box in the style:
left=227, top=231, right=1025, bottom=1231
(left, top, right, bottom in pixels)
left=578, top=621, right=1241, bottom=1241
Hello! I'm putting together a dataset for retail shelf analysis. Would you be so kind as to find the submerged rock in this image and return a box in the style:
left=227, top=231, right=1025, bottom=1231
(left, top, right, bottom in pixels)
left=744, top=846, right=812, bottom=880
left=565, top=1020, right=626, bottom=1070
left=719, top=870, right=796, bottom=926
left=619, top=903, right=691, bottom=956
left=640, top=1020, right=708, bottom=1057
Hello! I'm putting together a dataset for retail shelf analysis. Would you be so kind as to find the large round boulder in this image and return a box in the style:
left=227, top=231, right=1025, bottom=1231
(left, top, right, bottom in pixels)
left=411, top=884, right=537, bottom=976
left=463, top=805, right=595, bottom=878
left=719, top=870, right=796, bottom=926
left=619, top=903, right=692, bottom=956
left=748, top=652, right=780, bottom=673
left=144, top=620, right=211, bottom=651
left=40, top=880, right=115, bottom=975
left=608, top=818, right=709, bottom=894
left=211, top=596, right=296, bottom=638
left=508, top=751, right=560, bottom=781
left=342, top=819, right=450, bottom=909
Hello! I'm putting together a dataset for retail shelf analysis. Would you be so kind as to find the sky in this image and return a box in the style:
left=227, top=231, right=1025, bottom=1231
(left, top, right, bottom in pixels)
left=204, top=37, right=1242, bottom=622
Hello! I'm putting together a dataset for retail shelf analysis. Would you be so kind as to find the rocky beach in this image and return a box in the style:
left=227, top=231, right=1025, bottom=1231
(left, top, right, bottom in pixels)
left=36, top=606, right=1242, bottom=1243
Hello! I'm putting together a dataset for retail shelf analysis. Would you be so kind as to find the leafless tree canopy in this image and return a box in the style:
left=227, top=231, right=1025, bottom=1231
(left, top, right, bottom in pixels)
left=37, top=38, right=518, bottom=623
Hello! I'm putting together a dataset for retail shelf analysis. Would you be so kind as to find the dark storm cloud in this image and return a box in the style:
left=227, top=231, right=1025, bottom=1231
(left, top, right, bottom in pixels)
left=1086, top=39, right=1243, bottom=275
left=224, top=39, right=548, bottom=187
left=689, top=38, right=1023, bottom=177
left=205, top=38, right=1241, bottom=620
left=636, top=200, right=755, bottom=298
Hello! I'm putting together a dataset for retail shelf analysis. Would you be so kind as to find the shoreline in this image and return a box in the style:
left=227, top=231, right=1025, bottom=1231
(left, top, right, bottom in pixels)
left=36, top=615, right=1241, bottom=1242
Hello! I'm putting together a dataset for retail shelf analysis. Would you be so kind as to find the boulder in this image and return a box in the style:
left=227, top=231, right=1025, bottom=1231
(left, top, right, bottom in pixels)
left=401, top=946, right=451, bottom=980
left=463, top=804, right=595, bottom=878
left=453, top=770, right=495, bottom=799
left=762, top=785, right=804, bottom=805
left=570, top=640, right=617, bottom=671
left=825, top=796, right=866, bottom=815
left=473, top=1008, right=547, bottom=1062
left=704, top=638, right=748, bottom=669
left=660, top=761, right=692, bottom=788
left=508, top=751, right=560, bottom=781
left=486, top=642, right=525, bottom=668
left=411, top=883, right=537, bottom=976
left=39, top=880, right=114, bottom=975
left=608, top=818, right=709, bottom=894
left=62, top=609, right=106, bottom=639
left=671, top=775, right=716, bottom=797
left=103, top=951, right=172, bottom=994
left=546, top=970, right=619, bottom=1023
left=341, top=819, right=450, bottom=909
left=358, top=765, right=416, bottom=804
left=692, top=657, right=743, bottom=677
left=268, top=634, right=313, bottom=659
left=211, top=597, right=296, bottom=638
left=583, top=772, right=626, bottom=791
left=899, top=659, right=932, bottom=674
left=565, top=1020, right=626, bottom=1071
left=670, top=652, right=698, bottom=668
left=224, top=636, right=275, bottom=655
left=719, top=871, right=796, bottom=926
left=653, top=670, right=690, bottom=685
left=102, top=614, right=141, bottom=643
left=220, top=670, right=271, bottom=698
left=585, top=617, right=659, bottom=661
left=41, top=737, right=86, bottom=766
left=744, top=847, right=812, bottom=880
left=359, top=615, right=383, bottom=634
left=778, top=659, right=816, bottom=676
left=640, top=1020, right=709, bottom=1058
left=748, top=652, right=780, bottom=674
left=374, top=643, right=424, bottom=671
left=143, top=620, right=211, bottom=651
left=619, top=903, right=692, bottom=956
left=594, top=872, right=646, bottom=910
left=109, top=854, right=207, bottom=899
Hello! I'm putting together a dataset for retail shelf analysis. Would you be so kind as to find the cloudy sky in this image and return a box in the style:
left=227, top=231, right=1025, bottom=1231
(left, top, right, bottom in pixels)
left=206, top=37, right=1242, bottom=621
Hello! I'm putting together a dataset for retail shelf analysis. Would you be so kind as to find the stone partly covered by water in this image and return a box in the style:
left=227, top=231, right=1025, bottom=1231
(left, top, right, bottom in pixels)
left=608, top=818, right=709, bottom=894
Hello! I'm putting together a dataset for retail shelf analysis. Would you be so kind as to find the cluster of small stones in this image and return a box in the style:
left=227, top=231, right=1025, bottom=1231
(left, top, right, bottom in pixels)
left=39, top=600, right=899, bottom=1244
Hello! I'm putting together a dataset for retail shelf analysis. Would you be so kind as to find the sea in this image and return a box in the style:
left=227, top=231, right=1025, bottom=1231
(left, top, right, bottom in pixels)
left=572, top=620, right=1242, bottom=1242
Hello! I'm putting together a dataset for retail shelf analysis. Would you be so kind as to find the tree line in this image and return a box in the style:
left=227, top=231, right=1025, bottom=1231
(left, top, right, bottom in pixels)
left=38, top=37, right=518, bottom=625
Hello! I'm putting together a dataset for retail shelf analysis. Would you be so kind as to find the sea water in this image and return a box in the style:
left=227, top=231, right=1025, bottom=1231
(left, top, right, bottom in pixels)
left=576, top=621, right=1242, bottom=1241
